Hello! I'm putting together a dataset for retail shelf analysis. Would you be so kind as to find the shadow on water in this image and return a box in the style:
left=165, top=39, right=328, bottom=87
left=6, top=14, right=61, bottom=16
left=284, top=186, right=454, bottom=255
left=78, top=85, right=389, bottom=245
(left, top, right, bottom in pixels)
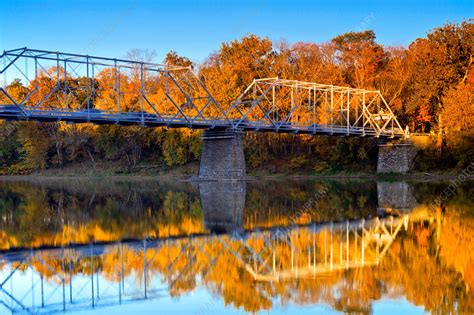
left=0, top=178, right=473, bottom=314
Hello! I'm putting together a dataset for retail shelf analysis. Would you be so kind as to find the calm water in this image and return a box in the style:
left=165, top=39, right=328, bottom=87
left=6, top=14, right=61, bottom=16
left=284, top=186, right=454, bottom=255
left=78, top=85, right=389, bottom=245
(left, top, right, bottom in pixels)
left=0, top=178, right=473, bottom=314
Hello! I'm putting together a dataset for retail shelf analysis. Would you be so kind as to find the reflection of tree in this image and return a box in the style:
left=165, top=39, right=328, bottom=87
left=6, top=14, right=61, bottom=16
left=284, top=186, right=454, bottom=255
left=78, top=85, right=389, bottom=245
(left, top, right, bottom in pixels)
left=377, top=232, right=469, bottom=313
left=0, top=180, right=204, bottom=248
left=1, top=179, right=381, bottom=249
left=244, top=180, right=378, bottom=229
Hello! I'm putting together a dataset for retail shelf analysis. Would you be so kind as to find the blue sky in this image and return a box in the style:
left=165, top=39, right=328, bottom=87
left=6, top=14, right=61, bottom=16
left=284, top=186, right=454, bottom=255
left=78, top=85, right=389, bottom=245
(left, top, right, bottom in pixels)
left=0, top=0, right=472, bottom=64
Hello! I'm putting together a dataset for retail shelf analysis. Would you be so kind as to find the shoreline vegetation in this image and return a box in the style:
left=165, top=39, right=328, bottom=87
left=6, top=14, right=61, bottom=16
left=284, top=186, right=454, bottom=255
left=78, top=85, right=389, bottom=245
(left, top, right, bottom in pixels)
left=1, top=20, right=473, bottom=176
left=0, top=161, right=472, bottom=182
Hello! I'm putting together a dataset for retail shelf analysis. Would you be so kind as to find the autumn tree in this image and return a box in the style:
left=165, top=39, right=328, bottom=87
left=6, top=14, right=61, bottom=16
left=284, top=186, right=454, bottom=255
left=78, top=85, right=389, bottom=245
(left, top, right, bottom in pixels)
left=441, top=79, right=474, bottom=166
left=200, top=34, right=273, bottom=107
left=332, top=30, right=387, bottom=89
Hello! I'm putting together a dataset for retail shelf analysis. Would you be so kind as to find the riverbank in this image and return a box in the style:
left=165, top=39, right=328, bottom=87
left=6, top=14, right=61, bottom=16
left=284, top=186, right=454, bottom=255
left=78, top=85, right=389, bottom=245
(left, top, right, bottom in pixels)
left=1, top=161, right=472, bottom=182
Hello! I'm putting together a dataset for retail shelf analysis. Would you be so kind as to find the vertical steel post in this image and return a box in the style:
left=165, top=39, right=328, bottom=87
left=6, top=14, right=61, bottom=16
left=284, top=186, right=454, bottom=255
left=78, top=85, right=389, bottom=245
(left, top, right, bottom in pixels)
left=140, top=63, right=145, bottom=123
left=295, top=83, right=299, bottom=124
left=165, top=66, right=169, bottom=116
left=347, top=90, right=350, bottom=134
left=35, top=57, right=38, bottom=107
left=86, top=57, right=90, bottom=112
left=330, top=86, right=334, bottom=132
left=272, top=85, right=275, bottom=121
left=57, top=53, right=60, bottom=108
left=307, top=88, right=310, bottom=111
left=313, top=85, right=316, bottom=129
left=339, top=92, right=343, bottom=126
left=118, top=64, right=121, bottom=113
left=324, top=90, right=327, bottom=126
left=114, top=60, right=118, bottom=113
left=91, top=62, right=95, bottom=110
left=290, top=86, right=294, bottom=123
left=362, top=91, right=366, bottom=134
left=63, top=59, right=67, bottom=109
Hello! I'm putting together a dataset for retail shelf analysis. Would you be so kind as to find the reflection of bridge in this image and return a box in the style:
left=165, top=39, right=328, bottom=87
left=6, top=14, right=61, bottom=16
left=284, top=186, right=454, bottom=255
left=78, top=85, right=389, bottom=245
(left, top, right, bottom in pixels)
left=0, top=213, right=425, bottom=314
left=233, top=216, right=409, bottom=281
left=0, top=48, right=415, bottom=178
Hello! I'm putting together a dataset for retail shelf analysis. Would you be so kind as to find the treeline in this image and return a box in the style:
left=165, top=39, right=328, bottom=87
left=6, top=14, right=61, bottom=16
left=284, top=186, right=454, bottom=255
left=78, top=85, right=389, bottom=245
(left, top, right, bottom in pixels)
left=0, top=20, right=472, bottom=174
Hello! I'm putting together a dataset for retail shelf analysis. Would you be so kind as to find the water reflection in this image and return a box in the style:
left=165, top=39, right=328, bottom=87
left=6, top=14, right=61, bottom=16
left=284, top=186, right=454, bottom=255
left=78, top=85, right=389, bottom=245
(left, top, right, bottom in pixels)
left=377, top=181, right=417, bottom=213
left=199, top=181, right=245, bottom=234
left=0, top=178, right=473, bottom=314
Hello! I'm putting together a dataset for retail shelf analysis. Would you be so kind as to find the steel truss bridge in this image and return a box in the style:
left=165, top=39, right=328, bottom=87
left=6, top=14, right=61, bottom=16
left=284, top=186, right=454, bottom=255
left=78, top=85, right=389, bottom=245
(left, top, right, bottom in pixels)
left=0, top=214, right=423, bottom=314
left=0, top=48, right=407, bottom=138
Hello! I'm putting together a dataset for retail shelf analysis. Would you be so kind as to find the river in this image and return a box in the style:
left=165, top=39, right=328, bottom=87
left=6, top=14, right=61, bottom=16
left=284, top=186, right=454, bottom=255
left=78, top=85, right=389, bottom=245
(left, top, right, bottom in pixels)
left=0, top=178, right=472, bottom=314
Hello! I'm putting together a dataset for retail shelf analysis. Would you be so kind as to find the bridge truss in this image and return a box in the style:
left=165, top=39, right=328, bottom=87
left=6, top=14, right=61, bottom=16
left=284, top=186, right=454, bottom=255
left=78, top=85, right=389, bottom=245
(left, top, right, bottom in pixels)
left=0, top=48, right=407, bottom=138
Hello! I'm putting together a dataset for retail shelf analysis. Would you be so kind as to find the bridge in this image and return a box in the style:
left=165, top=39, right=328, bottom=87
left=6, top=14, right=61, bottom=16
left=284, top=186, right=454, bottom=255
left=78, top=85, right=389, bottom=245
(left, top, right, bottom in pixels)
left=0, top=48, right=415, bottom=178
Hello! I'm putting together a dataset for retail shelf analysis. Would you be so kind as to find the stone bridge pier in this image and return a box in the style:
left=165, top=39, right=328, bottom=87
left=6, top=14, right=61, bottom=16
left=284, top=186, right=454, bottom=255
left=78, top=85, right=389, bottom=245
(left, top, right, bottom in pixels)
left=377, top=140, right=418, bottom=174
left=198, top=129, right=419, bottom=179
left=198, top=128, right=246, bottom=180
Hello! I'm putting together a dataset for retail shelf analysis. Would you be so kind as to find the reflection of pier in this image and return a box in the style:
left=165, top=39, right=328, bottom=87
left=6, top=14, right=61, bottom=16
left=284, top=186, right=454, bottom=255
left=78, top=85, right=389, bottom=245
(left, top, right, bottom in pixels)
left=377, top=181, right=417, bottom=213
left=0, top=213, right=427, bottom=315
left=199, top=181, right=246, bottom=234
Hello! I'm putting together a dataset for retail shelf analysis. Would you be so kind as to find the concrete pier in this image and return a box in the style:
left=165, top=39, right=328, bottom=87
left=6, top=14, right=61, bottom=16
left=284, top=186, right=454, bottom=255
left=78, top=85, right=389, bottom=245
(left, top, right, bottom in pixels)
left=198, top=128, right=246, bottom=180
